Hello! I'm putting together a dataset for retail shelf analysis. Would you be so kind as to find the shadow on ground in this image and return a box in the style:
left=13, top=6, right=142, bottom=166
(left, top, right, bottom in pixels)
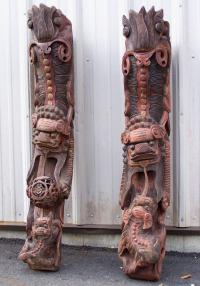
left=0, top=238, right=199, bottom=286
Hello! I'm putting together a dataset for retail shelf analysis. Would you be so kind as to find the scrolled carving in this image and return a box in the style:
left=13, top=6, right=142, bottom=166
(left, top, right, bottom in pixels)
left=27, top=176, right=59, bottom=208
left=58, top=43, right=71, bottom=62
left=119, top=6, right=171, bottom=281
left=19, top=4, right=74, bottom=271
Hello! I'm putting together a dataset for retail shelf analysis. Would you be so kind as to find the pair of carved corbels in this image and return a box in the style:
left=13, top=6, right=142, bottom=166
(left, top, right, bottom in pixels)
left=18, top=3, right=170, bottom=282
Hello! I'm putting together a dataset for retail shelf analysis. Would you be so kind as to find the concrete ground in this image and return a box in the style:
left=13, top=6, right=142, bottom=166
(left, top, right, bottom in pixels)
left=0, top=239, right=199, bottom=286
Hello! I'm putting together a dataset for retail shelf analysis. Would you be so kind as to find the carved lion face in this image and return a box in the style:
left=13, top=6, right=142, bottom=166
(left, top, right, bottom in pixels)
left=127, top=140, right=160, bottom=166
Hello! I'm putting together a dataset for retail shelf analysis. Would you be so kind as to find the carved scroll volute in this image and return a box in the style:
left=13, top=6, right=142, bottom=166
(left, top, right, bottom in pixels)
left=119, top=7, right=171, bottom=281
left=18, top=4, right=74, bottom=271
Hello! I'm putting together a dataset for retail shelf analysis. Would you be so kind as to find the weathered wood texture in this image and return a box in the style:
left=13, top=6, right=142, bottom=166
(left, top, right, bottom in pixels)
left=18, top=4, right=74, bottom=271
left=118, top=7, right=171, bottom=281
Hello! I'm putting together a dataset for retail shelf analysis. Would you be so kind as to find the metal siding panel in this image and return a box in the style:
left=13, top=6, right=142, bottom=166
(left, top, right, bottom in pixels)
left=1, top=0, right=191, bottom=227
left=0, top=0, right=30, bottom=222
left=109, top=0, right=124, bottom=224
left=17, top=0, right=32, bottom=223
left=80, top=0, right=97, bottom=224
left=178, top=0, right=200, bottom=226
left=92, top=0, right=113, bottom=223
left=10, top=0, right=31, bottom=222
left=0, top=1, right=16, bottom=221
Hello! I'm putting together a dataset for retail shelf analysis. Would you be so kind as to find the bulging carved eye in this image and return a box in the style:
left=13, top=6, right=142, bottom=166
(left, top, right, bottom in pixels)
left=155, top=22, right=162, bottom=33
left=123, top=26, right=130, bottom=37
left=27, top=18, right=33, bottom=29
left=155, top=21, right=169, bottom=37
left=122, top=15, right=131, bottom=37
left=53, top=17, right=62, bottom=26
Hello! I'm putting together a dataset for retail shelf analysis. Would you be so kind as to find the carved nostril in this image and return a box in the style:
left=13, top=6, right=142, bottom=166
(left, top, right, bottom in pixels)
left=149, top=141, right=154, bottom=147
left=130, top=145, right=135, bottom=151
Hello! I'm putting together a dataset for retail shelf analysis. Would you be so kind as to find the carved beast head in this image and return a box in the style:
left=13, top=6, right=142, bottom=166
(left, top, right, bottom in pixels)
left=122, top=117, right=166, bottom=167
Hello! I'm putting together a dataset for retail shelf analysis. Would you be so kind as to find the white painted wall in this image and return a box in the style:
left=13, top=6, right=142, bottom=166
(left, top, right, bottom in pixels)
left=0, top=0, right=198, bottom=227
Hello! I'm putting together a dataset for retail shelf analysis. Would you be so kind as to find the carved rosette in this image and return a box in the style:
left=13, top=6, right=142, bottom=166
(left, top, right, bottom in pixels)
left=118, top=7, right=171, bottom=281
left=18, top=4, right=74, bottom=271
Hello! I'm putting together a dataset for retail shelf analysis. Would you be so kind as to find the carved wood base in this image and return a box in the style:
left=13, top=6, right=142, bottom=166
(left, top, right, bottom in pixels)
left=19, top=203, right=64, bottom=271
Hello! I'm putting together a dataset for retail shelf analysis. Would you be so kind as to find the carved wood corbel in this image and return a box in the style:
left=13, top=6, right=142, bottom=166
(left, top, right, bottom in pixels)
left=118, top=6, right=171, bottom=281
left=18, top=4, right=74, bottom=271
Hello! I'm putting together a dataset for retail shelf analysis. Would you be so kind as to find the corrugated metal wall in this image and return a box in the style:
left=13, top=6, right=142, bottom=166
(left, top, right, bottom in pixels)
left=0, top=0, right=199, bottom=227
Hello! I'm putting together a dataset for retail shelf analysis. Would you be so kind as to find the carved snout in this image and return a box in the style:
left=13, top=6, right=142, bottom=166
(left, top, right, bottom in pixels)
left=129, top=141, right=159, bottom=163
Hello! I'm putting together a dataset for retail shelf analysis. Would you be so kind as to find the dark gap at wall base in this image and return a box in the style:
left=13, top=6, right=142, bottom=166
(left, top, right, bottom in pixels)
left=0, top=222, right=200, bottom=236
